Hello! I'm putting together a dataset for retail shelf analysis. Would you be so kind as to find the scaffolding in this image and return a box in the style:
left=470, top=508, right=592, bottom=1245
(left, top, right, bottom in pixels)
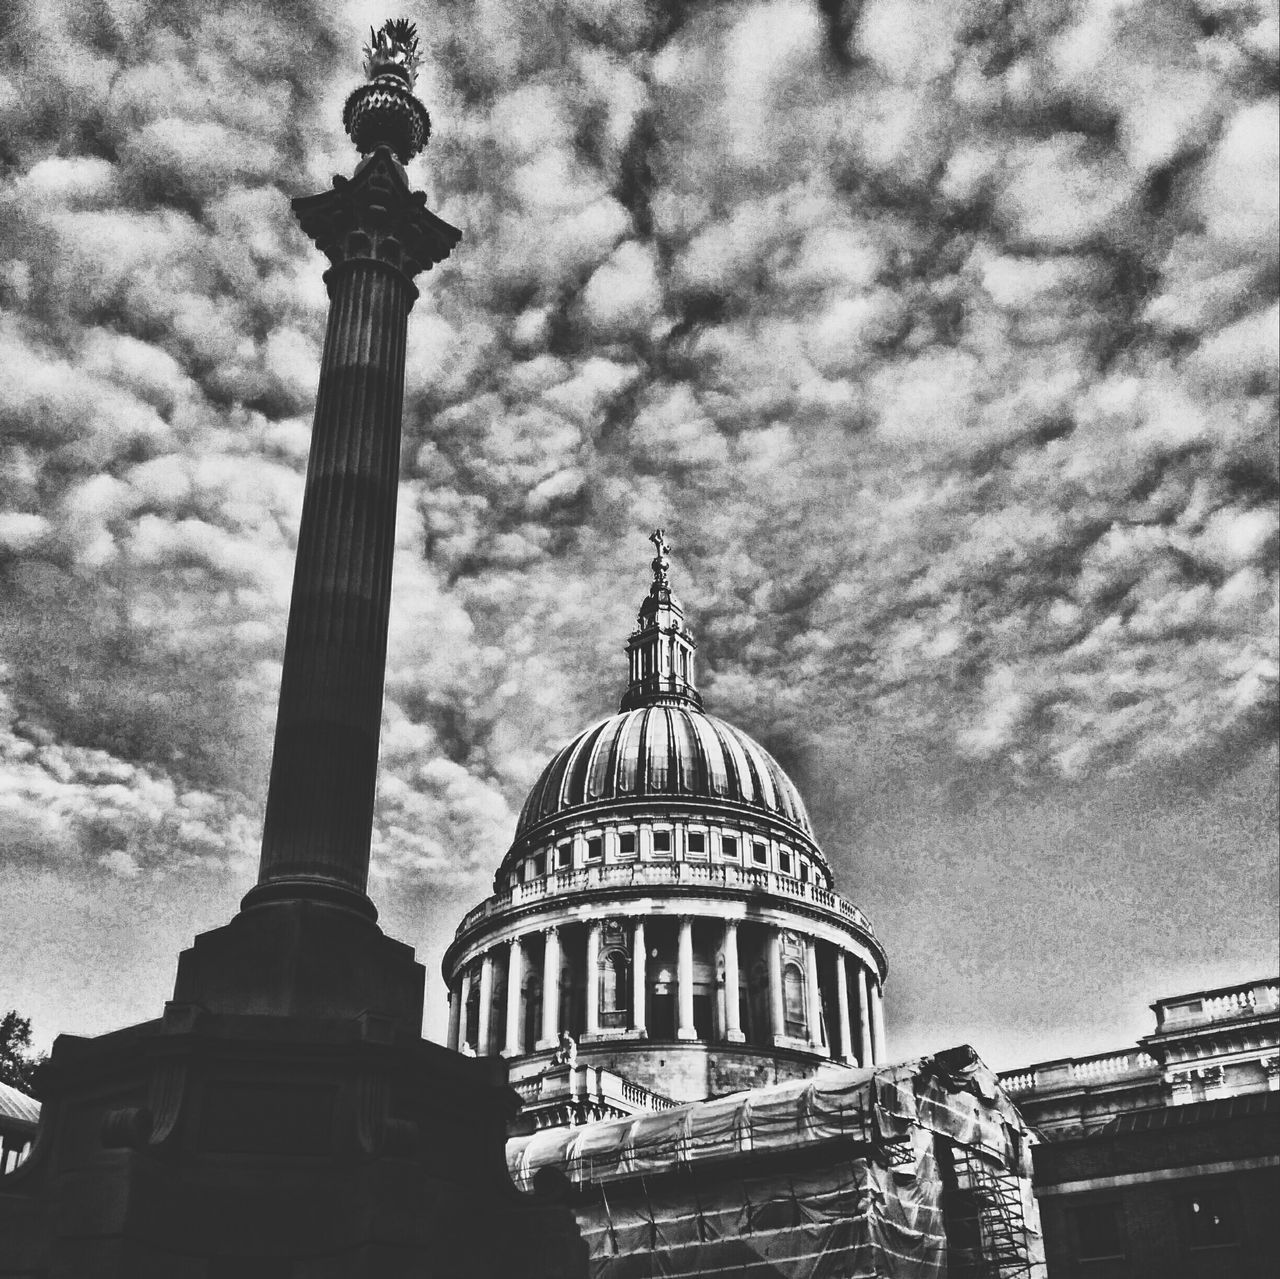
left=945, top=1143, right=1040, bottom=1279
left=508, top=1049, right=1049, bottom=1279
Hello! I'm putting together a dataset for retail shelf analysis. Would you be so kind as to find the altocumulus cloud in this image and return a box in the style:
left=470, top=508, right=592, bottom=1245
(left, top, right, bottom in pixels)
left=0, top=0, right=1276, bottom=895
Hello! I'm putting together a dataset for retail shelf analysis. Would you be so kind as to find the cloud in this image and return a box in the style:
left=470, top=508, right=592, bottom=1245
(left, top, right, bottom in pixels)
left=0, top=0, right=1273, bottom=925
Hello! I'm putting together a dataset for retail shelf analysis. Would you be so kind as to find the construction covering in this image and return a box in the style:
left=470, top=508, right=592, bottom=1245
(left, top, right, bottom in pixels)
left=508, top=1048, right=1047, bottom=1279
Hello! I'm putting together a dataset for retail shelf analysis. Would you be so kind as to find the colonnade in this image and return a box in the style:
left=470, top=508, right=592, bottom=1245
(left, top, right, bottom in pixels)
left=447, top=915, right=886, bottom=1067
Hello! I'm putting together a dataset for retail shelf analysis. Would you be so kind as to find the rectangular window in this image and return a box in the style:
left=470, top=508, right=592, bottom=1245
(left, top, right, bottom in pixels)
left=618, top=832, right=637, bottom=856
left=722, top=836, right=738, bottom=859
left=652, top=830, right=671, bottom=854
left=752, top=841, right=768, bottom=866
left=586, top=837, right=603, bottom=861
left=687, top=831, right=706, bottom=855
left=527, top=854, right=545, bottom=880
left=1184, top=1191, right=1238, bottom=1249
left=799, top=861, right=809, bottom=883
left=779, top=850, right=792, bottom=875
left=556, top=843, right=572, bottom=869
left=1073, top=1204, right=1124, bottom=1261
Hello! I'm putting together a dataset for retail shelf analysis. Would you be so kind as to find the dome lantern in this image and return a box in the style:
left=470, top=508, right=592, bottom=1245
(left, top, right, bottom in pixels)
left=620, top=529, right=702, bottom=712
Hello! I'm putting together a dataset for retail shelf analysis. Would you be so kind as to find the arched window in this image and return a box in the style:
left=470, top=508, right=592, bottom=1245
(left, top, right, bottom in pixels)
left=600, top=948, right=628, bottom=1027
left=783, top=962, right=807, bottom=1038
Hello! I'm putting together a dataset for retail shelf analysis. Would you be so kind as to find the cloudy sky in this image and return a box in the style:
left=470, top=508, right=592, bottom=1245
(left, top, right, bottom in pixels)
left=1, top=0, right=1276, bottom=1070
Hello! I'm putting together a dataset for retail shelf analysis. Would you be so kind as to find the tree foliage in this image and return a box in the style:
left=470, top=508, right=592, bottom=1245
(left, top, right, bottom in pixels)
left=0, top=1010, right=46, bottom=1096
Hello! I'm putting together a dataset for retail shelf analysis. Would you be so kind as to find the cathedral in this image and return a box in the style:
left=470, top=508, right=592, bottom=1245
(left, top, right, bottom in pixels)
left=442, top=534, right=1049, bottom=1278
left=443, top=531, right=887, bottom=1112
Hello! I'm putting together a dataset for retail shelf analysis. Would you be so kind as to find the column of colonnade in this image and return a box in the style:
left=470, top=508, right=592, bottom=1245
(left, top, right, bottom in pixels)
left=448, top=919, right=885, bottom=1065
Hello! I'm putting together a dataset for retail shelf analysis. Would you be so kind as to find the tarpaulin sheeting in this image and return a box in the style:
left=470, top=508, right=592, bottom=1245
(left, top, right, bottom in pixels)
left=508, top=1050, right=1047, bottom=1279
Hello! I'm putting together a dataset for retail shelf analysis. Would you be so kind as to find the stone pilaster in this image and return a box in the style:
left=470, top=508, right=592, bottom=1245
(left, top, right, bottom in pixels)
left=722, top=920, right=745, bottom=1043
left=768, top=928, right=785, bottom=1045
left=858, top=964, right=873, bottom=1067
left=835, top=952, right=854, bottom=1065
left=870, top=976, right=886, bottom=1064
left=539, top=927, right=561, bottom=1049
left=504, top=936, right=524, bottom=1056
left=585, top=920, right=602, bottom=1037
left=805, top=939, right=824, bottom=1051
left=477, top=949, right=495, bottom=1055
left=631, top=918, right=647, bottom=1035
left=677, top=916, right=697, bottom=1041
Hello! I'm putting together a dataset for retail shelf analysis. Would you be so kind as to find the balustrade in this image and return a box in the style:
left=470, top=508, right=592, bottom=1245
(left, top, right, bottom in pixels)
left=453, top=861, right=879, bottom=948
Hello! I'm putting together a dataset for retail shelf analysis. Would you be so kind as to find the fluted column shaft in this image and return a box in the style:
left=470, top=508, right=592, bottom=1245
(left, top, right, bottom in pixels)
left=677, top=917, right=696, bottom=1041
left=446, top=983, right=461, bottom=1052
left=477, top=949, right=495, bottom=1055
left=836, top=953, right=854, bottom=1065
left=805, top=939, right=824, bottom=1051
left=767, top=929, right=785, bottom=1043
left=857, top=965, right=874, bottom=1067
left=870, top=977, right=886, bottom=1064
left=538, top=927, right=561, bottom=1049
left=459, top=968, right=474, bottom=1051
left=585, top=920, right=602, bottom=1037
left=504, top=936, right=524, bottom=1056
left=631, top=918, right=647, bottom=1034
left=253, top=258, right=416, bottom=914
left=722, top=920, right=744, bottom=1043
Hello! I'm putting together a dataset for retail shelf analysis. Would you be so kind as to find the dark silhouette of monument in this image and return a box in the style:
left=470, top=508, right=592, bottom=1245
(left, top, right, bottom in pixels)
left=0, top=22, right=586, bottom=1278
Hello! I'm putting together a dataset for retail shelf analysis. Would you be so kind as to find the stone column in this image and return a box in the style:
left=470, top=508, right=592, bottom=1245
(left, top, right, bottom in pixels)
left=446, top=981, right=462, bottom=1052
left=835, top=952, right=854, bottom=1065
left=246, top=154, right=460, bottom=919
left=477, top=949, right=495, bottom=1056
left=631, top=918, right=647, bottom=1035
left=459, top=967, right=474, bottom=1051
left=722, top=920, right=744, bottom=1043
left=767, top=928, right=785, bottom=1043
left=677, top=916, right=697, bottom=1040
left=870, top=976, right=886, bottom=1064
left=504, top=936, right=524, bottom=1056
left=805, top=939, right=824, bottom=1051
left=538, top=927, right=560, bottom=1050
left=585, top=920, right=602, bottom=1038
left=857, top=964, right=874, bottom=1067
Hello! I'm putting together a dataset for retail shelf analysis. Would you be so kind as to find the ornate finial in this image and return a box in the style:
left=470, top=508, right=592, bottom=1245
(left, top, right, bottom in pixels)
left=620, top=527, right=701, bottom=711
left=343, top=19, right=432, bottom=164
left=649, top=528, right=670, bottom=591
left=362, top=19, right=422, bottom=88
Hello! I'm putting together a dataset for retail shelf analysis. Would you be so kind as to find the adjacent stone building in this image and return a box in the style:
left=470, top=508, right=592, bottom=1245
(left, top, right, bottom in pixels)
left=1000, top=977, right=1280, bottom=1278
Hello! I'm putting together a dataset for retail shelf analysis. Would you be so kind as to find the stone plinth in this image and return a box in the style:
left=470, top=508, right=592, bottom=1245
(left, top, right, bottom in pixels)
left=0, top=1006, right=584, bottom=1278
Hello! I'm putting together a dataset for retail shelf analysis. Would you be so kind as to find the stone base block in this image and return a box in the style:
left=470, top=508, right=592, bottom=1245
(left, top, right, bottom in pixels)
left=172, top=897, right=425, bottom=1035
left=0, top=1007, right=586, bottom=1279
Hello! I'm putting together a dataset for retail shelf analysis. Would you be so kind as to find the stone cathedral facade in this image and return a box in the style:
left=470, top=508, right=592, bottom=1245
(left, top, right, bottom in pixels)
left=443, top=533, right=888, bottom=1112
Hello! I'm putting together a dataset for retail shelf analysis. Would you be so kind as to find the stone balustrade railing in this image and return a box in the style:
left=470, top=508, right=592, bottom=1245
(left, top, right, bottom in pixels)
left=454, top=861, right=877, bottom=942
left=515, top=1066, right=678, bottom=1114
left=1000, top=1050, right=1159, bottom=1094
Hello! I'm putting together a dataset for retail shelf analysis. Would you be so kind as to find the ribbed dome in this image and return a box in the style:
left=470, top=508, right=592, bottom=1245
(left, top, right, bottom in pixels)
left=515, top=705, right=813, bottom=841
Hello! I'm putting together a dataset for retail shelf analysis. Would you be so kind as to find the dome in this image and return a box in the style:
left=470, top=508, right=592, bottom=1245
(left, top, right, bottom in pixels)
left=514, top=704, right=813, bottom=842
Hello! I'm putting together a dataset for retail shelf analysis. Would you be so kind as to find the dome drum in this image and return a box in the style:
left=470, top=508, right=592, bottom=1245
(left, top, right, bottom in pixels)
left=444, top=907, right=888, bottom=1103
left=496, top=804, right=832, bottom=895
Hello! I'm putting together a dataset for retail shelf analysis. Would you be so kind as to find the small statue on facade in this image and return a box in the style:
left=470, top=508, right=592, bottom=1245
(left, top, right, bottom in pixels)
left=553, top=1030, right=578, bottom=1066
